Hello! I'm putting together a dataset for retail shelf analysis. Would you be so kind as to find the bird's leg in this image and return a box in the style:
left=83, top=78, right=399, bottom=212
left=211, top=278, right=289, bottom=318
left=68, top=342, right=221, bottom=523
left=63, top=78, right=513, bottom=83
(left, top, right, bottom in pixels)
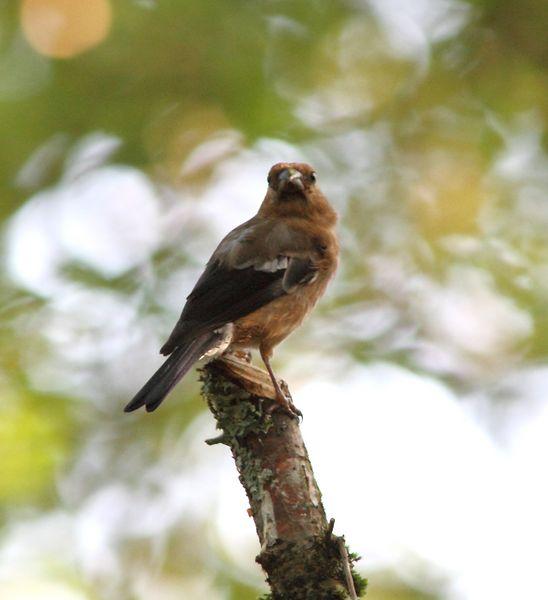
left=260, top=346, right=302, bottom=419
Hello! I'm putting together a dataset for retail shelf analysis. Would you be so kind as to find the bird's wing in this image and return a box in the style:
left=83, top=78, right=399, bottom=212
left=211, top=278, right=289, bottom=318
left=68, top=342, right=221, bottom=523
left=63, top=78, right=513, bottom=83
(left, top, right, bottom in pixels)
left=159, top=219, right=317, bottom=355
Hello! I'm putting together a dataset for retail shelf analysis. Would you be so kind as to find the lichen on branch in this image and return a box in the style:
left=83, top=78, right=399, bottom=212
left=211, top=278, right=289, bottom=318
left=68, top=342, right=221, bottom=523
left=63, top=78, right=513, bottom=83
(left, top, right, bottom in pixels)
left=200, top=355, right=366, bottom=600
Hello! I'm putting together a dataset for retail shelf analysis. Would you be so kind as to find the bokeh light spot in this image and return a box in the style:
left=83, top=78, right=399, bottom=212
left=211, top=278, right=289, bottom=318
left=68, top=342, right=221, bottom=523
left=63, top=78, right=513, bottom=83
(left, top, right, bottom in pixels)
left=21, top=0, right=112, bottom=59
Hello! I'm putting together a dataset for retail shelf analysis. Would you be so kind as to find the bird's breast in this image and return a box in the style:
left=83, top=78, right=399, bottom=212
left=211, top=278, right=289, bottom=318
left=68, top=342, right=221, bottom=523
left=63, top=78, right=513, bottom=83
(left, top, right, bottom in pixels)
left=231, top=270, right=333, bottom=351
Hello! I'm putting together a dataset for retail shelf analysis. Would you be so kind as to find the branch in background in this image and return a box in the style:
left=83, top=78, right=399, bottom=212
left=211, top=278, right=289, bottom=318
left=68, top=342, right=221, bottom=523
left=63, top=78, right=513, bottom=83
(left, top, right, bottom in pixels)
left=201, top=354, right=367, bottom=600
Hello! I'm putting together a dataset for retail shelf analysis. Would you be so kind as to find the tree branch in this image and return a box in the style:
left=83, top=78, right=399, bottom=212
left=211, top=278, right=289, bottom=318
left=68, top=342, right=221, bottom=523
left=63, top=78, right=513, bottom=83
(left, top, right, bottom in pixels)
left=201, top=354, right=366, bottom=600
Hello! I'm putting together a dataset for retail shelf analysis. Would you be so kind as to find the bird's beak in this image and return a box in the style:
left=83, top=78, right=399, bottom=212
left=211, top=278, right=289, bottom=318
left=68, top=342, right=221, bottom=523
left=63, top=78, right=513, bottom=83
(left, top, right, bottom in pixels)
left=278, top=168, right=304, bottom=192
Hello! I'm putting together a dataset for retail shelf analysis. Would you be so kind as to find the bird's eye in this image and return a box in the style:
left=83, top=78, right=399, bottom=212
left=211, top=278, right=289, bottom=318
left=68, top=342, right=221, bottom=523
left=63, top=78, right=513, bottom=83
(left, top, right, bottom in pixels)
left=267, top=174, right=272, bottom=185
left=310, top=172, right=317, bottom=183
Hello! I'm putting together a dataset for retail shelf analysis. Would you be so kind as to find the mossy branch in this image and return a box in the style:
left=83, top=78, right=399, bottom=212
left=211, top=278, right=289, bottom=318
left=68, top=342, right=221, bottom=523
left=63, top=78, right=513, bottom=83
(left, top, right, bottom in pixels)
left=201, top=354, right=367, bottom=600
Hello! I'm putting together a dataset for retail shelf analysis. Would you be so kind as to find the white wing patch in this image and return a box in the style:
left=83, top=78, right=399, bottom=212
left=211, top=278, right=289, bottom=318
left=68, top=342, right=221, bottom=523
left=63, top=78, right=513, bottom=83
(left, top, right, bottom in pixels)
left=255, top=256, right=289, bottom=272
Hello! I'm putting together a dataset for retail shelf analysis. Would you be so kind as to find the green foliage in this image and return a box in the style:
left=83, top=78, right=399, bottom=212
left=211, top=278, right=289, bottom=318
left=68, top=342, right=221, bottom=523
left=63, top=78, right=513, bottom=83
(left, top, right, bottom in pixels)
left=0, top=391, right=73, bottom=505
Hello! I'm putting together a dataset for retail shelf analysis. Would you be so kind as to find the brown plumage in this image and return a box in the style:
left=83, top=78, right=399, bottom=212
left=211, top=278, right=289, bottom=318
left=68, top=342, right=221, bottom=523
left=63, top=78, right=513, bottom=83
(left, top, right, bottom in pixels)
left=125, top=162, right=339, bottom=416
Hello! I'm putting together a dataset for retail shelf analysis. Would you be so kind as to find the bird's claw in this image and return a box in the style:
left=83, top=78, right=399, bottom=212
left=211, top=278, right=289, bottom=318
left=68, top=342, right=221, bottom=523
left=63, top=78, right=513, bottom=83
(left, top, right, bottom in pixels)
left=266, top=388, right=303, bottom=421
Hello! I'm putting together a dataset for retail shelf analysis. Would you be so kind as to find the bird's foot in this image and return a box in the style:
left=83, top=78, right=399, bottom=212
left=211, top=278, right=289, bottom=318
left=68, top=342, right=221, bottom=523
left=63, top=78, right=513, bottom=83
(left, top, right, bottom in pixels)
left=266, top=383, right=302, bottom=420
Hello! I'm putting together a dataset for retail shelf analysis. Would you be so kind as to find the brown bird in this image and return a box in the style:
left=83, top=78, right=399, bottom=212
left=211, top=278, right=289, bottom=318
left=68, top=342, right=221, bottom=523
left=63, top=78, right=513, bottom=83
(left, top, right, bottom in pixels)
left=124, top=162, right=339, bottom=416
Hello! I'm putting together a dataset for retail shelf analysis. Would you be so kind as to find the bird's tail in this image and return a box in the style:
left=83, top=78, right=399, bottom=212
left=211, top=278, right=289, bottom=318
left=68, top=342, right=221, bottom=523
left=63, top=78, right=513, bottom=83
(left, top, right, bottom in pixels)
left=124, top=331, right=218, bottom=413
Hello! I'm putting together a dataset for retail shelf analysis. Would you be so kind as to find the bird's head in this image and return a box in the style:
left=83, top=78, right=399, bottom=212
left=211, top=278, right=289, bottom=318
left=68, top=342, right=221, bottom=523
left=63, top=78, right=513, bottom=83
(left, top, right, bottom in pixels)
left=260, top=162, right=337, bottom=226
left=267, top=162, right=317, bottom=197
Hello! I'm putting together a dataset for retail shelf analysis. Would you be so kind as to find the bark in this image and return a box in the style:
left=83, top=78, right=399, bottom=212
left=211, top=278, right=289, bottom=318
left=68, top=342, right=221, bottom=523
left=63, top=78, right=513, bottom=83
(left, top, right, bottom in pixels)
left=201, top=354, right=366, bottom=600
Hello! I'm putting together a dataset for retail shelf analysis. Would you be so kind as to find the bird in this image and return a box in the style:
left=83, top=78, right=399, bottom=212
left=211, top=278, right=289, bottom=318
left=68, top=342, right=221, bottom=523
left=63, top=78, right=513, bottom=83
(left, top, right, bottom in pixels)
left=124, top=162, right=339, bottom=417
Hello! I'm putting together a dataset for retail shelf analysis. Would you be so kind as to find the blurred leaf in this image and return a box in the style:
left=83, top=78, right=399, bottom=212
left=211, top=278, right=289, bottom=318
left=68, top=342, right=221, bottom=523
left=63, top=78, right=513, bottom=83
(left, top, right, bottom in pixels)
left=0, top=391, right=73, bottom=504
